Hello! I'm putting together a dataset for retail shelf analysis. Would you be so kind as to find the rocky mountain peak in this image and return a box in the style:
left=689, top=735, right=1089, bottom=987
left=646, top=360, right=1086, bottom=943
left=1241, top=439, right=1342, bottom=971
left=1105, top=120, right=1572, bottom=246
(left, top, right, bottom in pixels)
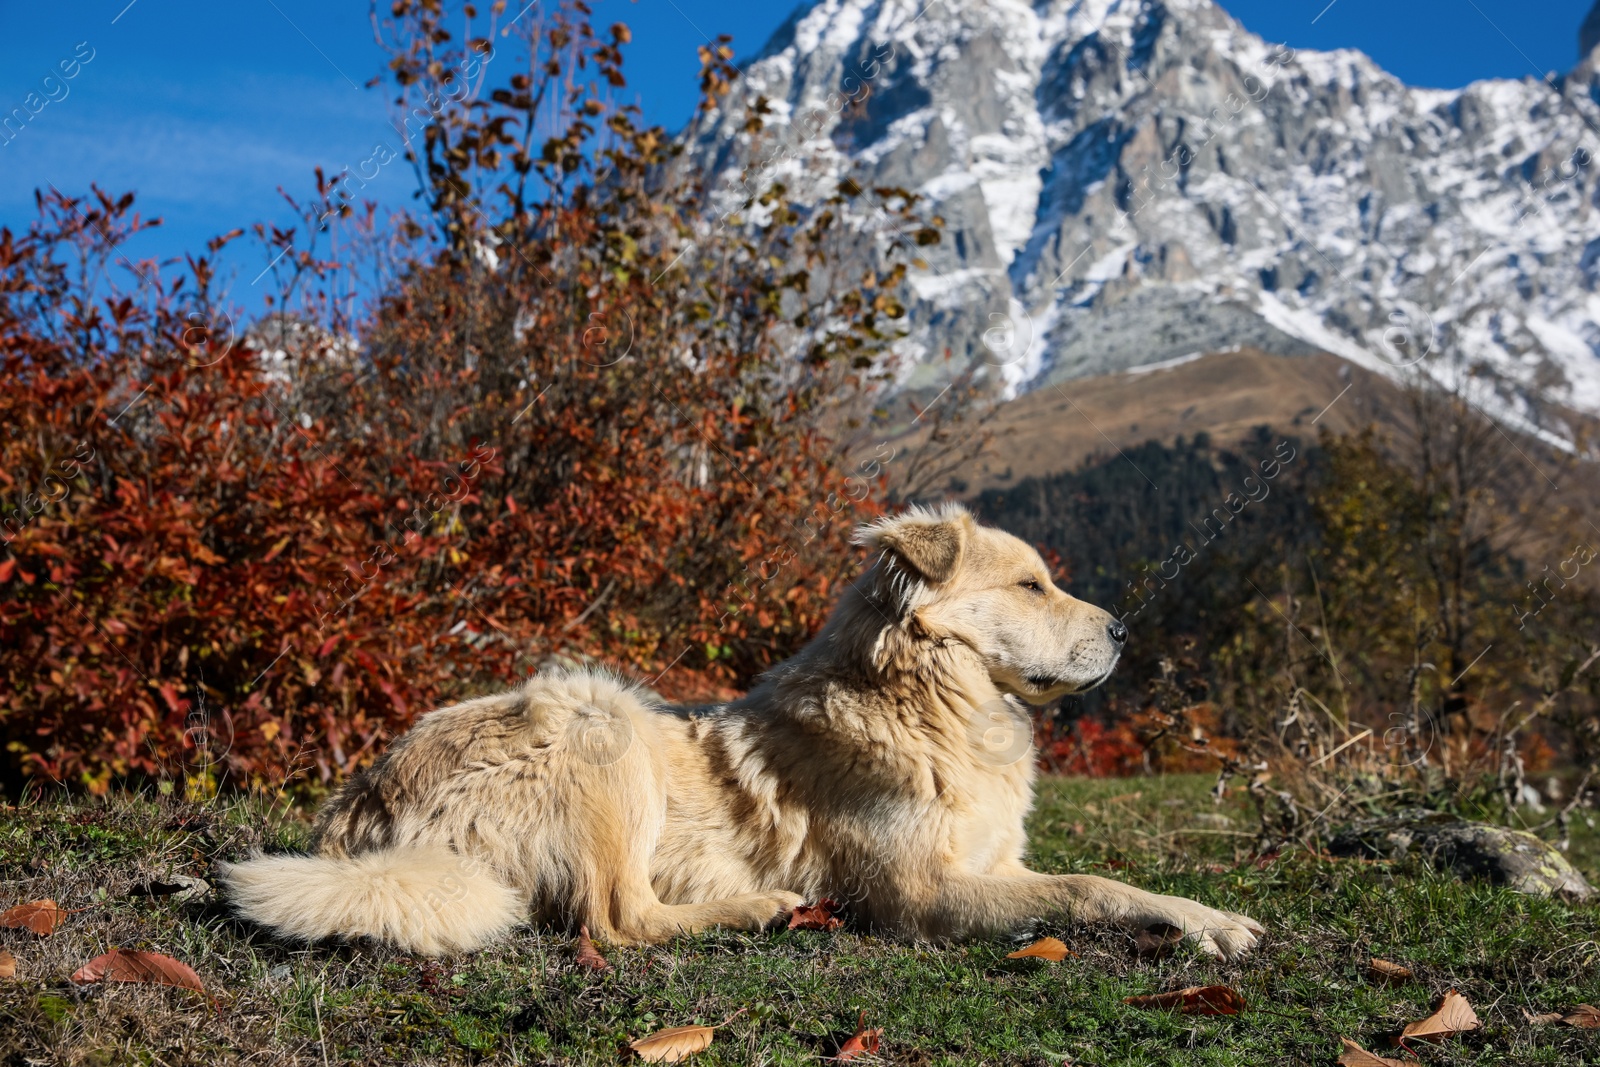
left=687, top=0, right=1600, bottom=448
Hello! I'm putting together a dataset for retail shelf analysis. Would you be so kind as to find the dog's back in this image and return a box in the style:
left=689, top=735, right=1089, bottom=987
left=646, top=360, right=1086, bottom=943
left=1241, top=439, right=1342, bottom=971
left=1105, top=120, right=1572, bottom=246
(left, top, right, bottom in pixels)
left=224, top=670, right=676, bottom=953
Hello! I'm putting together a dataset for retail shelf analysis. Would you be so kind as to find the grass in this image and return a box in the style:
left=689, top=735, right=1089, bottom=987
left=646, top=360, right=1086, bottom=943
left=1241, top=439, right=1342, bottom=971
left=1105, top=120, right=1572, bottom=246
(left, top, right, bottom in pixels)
left=1, top=775, right=1597, bottom=1065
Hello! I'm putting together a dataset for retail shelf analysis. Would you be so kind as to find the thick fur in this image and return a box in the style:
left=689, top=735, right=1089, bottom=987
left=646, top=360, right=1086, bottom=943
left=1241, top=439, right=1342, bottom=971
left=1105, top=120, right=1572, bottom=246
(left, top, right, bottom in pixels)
left=223, top=504, right=1263, bottom=958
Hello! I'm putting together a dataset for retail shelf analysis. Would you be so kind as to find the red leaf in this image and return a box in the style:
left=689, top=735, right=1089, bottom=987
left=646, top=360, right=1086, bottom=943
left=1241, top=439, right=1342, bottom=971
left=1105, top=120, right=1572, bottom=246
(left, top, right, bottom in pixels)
left=788, top=898, right=843, bottom=931
left=376, top=678, right=409, bottom=716
left=0, top=899, right=66, bottom=936
left=70, top=949, right=204, bottom=992
left=1124, top=985, right=1246, bottom=1015
left=835, top=1011, right=882, bottom=1061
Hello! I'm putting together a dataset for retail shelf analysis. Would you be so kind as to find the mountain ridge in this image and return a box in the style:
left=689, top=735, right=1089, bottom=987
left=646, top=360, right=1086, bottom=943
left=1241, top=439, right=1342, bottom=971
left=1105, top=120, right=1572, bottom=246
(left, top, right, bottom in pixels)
left=685, top=0, right=1600, bottom=452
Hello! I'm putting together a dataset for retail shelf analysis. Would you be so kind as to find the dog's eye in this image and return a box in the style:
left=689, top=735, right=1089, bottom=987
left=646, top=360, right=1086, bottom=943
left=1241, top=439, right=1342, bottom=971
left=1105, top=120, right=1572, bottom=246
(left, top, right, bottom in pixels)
left=1018, top=578, right=1044, bottom=595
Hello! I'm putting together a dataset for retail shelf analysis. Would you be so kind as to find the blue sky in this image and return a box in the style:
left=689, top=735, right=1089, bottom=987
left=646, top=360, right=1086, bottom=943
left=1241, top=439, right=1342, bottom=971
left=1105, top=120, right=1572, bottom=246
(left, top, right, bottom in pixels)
left=0, top=0, right=1590, bottom=310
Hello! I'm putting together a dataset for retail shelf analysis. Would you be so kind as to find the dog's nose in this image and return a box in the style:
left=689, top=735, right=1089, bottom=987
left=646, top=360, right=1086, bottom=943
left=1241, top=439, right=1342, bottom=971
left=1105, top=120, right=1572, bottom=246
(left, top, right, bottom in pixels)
left=1107, top=619, right=1128, bottom=645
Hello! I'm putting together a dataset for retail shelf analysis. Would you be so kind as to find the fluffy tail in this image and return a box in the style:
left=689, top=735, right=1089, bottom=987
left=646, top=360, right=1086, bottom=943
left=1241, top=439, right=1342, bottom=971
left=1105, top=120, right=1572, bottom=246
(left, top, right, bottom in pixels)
left=220, top=845, right=523, bottom=955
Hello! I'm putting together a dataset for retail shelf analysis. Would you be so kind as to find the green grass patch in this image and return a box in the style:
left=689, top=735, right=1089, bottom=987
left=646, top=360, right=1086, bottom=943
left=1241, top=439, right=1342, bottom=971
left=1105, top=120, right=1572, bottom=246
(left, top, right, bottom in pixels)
left=1, top=779, right=1596, bottom=1065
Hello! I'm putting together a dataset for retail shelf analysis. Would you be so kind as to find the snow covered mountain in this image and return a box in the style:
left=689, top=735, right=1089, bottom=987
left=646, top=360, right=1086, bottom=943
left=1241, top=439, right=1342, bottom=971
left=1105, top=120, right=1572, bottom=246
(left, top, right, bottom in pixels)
left=684, top=0, right=1600, bottom=447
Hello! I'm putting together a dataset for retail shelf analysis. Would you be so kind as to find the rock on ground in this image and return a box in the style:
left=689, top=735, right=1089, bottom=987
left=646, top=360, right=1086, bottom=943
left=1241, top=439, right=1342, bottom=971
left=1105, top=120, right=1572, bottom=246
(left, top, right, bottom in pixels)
left=1329, top=809, right=1593, bottom=901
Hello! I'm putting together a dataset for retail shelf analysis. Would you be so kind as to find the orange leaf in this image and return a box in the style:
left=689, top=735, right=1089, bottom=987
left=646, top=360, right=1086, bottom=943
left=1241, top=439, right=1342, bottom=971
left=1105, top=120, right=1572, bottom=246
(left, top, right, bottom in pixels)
left=0, top=899, right=65, bottom=936
left=1007, top=936, right=1075, bottom=961
left=1399, top=989, right=1480, bottom=1046
left=1124, top=984, right=1245, bottom=1015
left=1367, top=959, right=1413, bottom=985
left=575, top=924, right=610, bottom=972
left=788, top=898, right=843, bottom=931
left=0, top=950, right=15, bottom=979
left=1336, top=1037, right=1409, bottom=1066
left=629, top=1023, right=716, bottom=1063
left=70, top=949, right=204, bottom=992
left=261, top=534, right=292, bottom=563
left=835, top=1010, right=882, bottom=1061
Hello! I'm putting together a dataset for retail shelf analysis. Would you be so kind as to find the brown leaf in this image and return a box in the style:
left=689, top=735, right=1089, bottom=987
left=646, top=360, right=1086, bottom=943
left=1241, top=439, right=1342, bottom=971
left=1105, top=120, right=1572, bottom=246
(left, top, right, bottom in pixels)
left=1007, top=936, right=1075, bottom=961
left=70, top=949, right=205, bottom=992
left=1524, top=1008, right=1564, bottom=1026
left=0, top=900, right=65, bottom=936
left=835, top=1010, right=882, bottom=1061
left=1399, top=989, right=1481, bottom=1046
left=629, top=1023, right=716, bottom=1063
left=1367, top=959, right=1413, bottom=986
left=1336, top=1037, right=1409, bottom=1066
left=0, top=950, right=15, bottom=979
left=788, top=898, right=843, bottom=932
left=1563, top=1004, right=1600, bottom=1029
left=1123, top=984, right=1246, bottom=1015
left=575, top=925, right=610, bottom=972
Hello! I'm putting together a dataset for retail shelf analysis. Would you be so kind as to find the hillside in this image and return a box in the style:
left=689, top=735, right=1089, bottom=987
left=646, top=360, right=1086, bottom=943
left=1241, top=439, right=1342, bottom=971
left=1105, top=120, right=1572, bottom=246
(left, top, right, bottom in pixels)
left=959, top=347, right=1399, bottom=493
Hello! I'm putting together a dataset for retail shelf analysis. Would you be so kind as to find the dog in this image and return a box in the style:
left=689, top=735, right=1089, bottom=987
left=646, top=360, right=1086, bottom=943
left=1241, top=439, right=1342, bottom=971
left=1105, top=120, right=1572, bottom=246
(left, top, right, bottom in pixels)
left=222, top=503, right=1263, bottom=958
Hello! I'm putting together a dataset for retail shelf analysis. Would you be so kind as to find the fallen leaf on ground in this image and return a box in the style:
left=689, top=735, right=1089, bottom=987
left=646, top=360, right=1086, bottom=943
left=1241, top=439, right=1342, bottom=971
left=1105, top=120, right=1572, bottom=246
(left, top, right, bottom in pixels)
left=574, top=925, right=609, bottom=972
left=0, top=950, right=15, bottom=979
left=1562, top=1004, right=1600, bottom=1028
left=1399, top=989, right=1480, bottom=1046
left=1368, top=959, right=1413, bottom=986
left=1124, top=985, right=1245, bottom=1015
left=834, top=1011, right=882, bottom=1061
left=1007, top=936, right=1075, bottom=961
left=630, top=1024, right=717, bottom=1063
left=1336, top=1037, right=1408, bottom=1066
left=70, top=949, right=204, bottom=992
left=788, top=898, right=843, bottom=932
left=1527, top=1004, right=1600, bottom=1028
left=1132, top=922, right=1183, bottom=960
left=0, top=900, right=65, bottom=936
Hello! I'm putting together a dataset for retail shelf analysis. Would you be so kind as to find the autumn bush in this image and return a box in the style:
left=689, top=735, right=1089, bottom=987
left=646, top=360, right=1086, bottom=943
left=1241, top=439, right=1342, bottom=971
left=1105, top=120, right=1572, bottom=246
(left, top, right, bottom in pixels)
left=0, top=1, right=955, bottom=793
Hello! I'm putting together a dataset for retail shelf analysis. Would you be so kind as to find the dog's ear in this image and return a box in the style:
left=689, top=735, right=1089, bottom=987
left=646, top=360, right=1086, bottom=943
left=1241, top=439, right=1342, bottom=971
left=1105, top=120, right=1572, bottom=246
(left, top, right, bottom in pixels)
left=856, top=505, right=973, bottom=585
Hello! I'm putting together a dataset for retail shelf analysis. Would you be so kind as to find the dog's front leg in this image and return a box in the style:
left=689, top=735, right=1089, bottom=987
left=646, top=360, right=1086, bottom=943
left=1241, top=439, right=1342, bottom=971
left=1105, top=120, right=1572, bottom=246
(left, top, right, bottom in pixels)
left=918, top=870, right=1263, bottom=959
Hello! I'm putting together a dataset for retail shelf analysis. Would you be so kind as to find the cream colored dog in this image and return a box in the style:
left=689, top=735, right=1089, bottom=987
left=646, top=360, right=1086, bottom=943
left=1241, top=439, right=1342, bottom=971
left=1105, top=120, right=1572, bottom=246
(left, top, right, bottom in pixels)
left=223, top=504, right=1263, bottom=958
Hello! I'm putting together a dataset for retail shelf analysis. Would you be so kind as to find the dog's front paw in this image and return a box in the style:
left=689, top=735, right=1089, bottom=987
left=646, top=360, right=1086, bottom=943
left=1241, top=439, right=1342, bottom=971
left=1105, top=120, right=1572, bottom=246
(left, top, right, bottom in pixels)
left=1138, top=895, right=1263, bottom=960
left=761, top=890, right=807, bottom=924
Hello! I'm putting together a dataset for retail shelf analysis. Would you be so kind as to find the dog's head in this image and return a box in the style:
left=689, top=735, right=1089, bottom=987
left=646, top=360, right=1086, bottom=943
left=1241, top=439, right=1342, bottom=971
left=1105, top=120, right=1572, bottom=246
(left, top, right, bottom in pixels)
left=856, top=504, right=1125, bottom=704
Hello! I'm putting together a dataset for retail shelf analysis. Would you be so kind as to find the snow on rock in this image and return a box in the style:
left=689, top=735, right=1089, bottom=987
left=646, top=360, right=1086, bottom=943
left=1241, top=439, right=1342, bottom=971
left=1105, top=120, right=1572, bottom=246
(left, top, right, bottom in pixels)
left=682, top=0, right=1600, bottom=435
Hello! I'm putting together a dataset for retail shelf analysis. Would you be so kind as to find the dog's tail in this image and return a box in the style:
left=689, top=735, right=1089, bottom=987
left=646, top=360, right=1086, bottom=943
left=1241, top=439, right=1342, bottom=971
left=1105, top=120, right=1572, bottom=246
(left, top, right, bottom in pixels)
left=219, top=845, right=522, bottom=955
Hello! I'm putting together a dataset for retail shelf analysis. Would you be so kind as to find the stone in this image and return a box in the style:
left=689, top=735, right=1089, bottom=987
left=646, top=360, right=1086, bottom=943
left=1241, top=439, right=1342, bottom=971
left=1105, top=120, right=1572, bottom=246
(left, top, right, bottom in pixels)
left=129, top=873, right=212, bottom=904
left=1328, top=809, right=1593, bottom=901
